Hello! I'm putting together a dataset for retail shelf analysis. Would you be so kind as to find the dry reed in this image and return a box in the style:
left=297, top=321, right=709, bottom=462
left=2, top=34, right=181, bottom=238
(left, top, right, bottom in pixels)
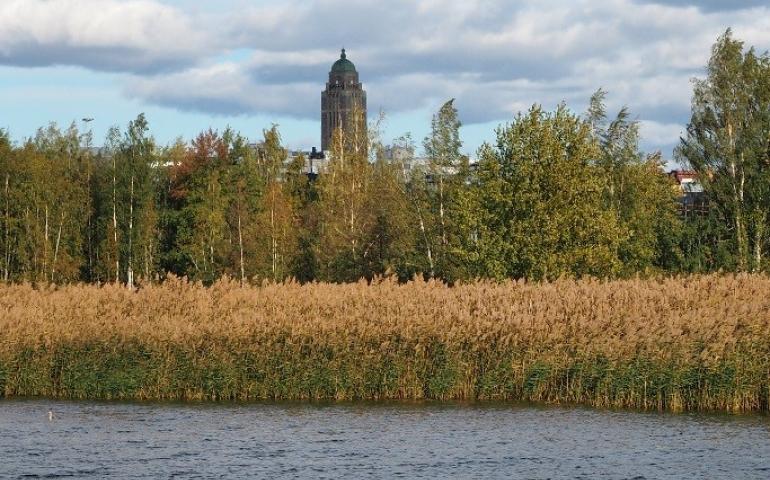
left=0, top=274, right=768, bottom=412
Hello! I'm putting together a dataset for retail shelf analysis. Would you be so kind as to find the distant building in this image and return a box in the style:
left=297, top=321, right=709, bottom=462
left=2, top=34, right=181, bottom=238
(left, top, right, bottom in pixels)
left=669, top=170, right=708, bottom=216
left=321, top=49, right=367, bottom=151
left=383, top=145, right=414, bottom=164
left=293, top=146, right=327, bottom=181
left=307, top=147, right=326, bottom=178
left=382, top=144, right=427, bottom=176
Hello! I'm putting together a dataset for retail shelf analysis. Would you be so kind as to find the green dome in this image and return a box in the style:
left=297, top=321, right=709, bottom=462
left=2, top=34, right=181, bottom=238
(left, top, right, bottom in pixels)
left=331, top=49, right=357, bottom=73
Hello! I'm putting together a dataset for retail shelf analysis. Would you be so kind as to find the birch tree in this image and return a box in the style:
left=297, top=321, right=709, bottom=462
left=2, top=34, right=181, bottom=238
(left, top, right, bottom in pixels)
left=171, top=130, right=231, bottom=283
left=118, top=114, right=159, bottom=287
left=678, top=30, right=770, bottom=272
left=251, top=126, right=297, bottom=281
left=422, top=99, right=466, bottom=279
left=317, top=116, right=374, bottom=282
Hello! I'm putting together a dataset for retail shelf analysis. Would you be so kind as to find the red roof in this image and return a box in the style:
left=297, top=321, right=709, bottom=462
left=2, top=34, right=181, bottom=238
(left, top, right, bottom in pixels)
left=668, top=170, right=698, bottom=184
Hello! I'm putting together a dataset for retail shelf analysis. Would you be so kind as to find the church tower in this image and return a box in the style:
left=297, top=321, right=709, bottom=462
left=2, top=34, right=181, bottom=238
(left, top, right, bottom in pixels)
left=321, top=49, right=367, bottom=151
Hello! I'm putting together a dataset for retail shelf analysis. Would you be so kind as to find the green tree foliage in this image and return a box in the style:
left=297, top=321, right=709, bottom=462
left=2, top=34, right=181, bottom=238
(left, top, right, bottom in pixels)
left=316, top=124, right=375, bottom=282
left=122, top=114, right=161, bottom=287
left=463, top=105, right=623, bottom=280
left=0, top=129, right=11, bottom=282
left=362, top=149, right=417, bottom=280
left=93, top=115, right=162, bottom=287
left=252, top=126, right=299, bottom=281
left=6, top=31, right=770, bottom=285
left=313, top=112, right=420, bottom=282
left=678, top=29, right=770, bottom=272
left=678, top=209, right=736, bottom=273
left=168, top=129, right=235, bottom=283
left=284, top=151, right=320, bottom=283
left=0, top=125, right=89, bottom=283
left=420, top=99, right=467, bottom=280
left=588, top=90, right=683, bottom=274
left=225, top=134, right=262, bottom=283
left=387, top=134, right=438, bottom=280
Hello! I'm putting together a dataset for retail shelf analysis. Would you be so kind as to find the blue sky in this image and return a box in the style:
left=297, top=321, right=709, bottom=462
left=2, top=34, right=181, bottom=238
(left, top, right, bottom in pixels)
left=2, top=0, right=769, bottom=160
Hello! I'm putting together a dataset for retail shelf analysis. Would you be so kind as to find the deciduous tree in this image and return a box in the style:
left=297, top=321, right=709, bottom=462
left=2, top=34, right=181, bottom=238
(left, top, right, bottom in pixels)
left=678, top=30, right=770, bottom=271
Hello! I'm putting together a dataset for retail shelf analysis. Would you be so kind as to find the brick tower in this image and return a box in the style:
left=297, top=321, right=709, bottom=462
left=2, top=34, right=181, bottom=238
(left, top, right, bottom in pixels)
left=321, top=49, right=367, bottom=151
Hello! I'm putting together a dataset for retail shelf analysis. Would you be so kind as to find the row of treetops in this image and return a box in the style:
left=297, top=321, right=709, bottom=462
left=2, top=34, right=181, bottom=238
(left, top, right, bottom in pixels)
left=0, top=30, right=767, bottom=286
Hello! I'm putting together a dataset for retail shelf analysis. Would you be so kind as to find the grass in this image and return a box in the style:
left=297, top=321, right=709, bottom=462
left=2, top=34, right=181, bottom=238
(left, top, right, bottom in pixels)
left=0, top=274, right=768, bottom=411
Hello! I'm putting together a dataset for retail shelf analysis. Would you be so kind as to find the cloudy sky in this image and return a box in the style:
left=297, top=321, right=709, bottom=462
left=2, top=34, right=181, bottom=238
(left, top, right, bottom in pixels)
left=1, top=0, right=769, bottom=159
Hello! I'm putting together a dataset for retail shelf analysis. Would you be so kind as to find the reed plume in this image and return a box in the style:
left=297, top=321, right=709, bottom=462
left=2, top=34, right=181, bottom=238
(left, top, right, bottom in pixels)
left=0, top=274, right=767, bottom=412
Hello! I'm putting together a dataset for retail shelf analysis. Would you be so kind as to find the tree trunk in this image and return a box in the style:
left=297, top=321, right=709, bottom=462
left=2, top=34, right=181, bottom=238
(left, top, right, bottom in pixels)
left=112, top=156, right=119, bottom=283
left=4, top=174, right=9, bottom=282
left=753, top=209, right=765, bottom=272
left=271, top=186, right=277, bottom=281
left=416, top=202, right=434, bottom=277
left=51, top=211, right=64, bottom=281
left=728, top=124, right=747, bottom=271
left=350, top=175, right=356, bottom=257
left=144, top=244, right=150, bottom=282
left=236, top=184, right=245, bottom=285
left=208, top=180, right=216, bottom=277
left=85, top=137, right=93, bottom=281
left=43, top=205, right=49, bottom=282
left=754, top=228, right=763, bottom=272
left=238, top=211, right=245, bottom=285
left=28, top=206, right=38, bottom=277
left=127, top=175, right=134, bottom=289
left=439, top=174, right=446, bottom=246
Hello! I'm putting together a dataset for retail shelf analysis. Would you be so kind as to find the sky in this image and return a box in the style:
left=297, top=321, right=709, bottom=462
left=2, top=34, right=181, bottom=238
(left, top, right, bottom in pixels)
left=1, top=0, right=769, bottom=161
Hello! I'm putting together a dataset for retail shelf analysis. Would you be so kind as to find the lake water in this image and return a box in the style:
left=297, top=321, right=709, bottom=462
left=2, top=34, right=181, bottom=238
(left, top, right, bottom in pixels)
left=1, top=400, right=768, bottom=479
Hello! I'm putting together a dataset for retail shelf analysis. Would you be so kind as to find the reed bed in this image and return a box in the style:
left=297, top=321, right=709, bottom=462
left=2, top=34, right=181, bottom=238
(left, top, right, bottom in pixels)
left=0, top=274, right=768, bottom=412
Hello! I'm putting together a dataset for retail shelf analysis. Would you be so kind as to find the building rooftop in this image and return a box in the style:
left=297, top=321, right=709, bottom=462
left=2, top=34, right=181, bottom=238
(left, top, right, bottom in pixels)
left=669, top=170, right=699, bottom=184
left=331, top=49, right=357, bottom=73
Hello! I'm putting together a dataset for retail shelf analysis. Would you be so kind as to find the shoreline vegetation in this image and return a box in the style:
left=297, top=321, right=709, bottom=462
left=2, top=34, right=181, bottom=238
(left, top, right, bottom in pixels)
left=1, top=31, right=769, bottom=413
left=1, top=274, right=768, bottom=412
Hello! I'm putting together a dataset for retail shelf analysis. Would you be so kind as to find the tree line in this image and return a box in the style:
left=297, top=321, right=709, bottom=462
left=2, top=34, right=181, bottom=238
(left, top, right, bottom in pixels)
left=0, top=30, right=768, bottom=285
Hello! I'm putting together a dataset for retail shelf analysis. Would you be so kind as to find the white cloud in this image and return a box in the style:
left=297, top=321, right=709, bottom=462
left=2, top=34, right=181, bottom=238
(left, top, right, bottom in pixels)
left=126, top=61, right=318, bottom=118
left=0, top=0, right=211, bottom=72
left=3, top=0, right=770, bottom=156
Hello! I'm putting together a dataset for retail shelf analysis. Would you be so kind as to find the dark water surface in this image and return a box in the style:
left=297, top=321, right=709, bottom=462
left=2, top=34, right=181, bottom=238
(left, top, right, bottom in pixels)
left=1, top=400, right=768, bottom=479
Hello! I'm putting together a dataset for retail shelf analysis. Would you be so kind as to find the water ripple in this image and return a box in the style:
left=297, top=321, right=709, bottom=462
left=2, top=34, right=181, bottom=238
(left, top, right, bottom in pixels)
left=0, top=400, right=768, bottom=479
